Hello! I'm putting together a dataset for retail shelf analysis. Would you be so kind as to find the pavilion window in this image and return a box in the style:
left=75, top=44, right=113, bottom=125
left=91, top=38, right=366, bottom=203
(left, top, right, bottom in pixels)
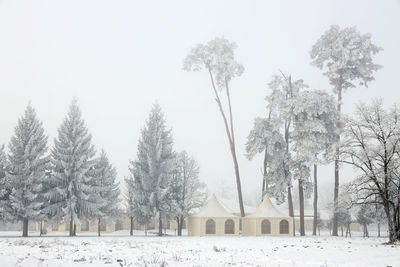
left=279, top=219, right=289, bottom=234
left=206, top=219, right=216, bottom=234
left=261, top=219, right=271, bottom=234
left=224, top=219, right=235, bottom=234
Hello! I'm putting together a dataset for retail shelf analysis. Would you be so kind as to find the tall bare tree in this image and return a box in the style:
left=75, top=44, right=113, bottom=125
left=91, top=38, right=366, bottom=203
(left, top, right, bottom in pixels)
left=341, top=99, right=400, bottom=243
left=183, top=37, right=246, bottom=217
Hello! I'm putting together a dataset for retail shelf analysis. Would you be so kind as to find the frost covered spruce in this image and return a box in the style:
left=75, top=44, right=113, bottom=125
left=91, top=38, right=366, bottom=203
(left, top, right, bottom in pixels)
left=0, top=144, right=12, bottom=222
left=125, top=103, right=175, bottom=236
left=91, top=150, right=121, bottom=236
left=310, top=25, right=382, bottom=236
left=45, top=99, right=99, bottom=236
left=6, top=105, right=50, bottom=237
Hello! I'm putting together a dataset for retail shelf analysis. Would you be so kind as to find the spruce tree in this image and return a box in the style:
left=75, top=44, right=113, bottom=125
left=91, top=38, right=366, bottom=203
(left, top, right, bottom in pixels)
left=7, top=105, right=49, bottom=237
left=46, top=99, right=98, bottom=236
left=127, top=103, right=175, bottom=236
left=0, top=144, right=12, bottom=221
left=92, top=150, right=121, bottom=236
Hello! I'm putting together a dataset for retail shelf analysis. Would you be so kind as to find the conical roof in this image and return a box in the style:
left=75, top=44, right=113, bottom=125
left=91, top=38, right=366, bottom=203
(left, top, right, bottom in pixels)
left=245, top=195, right=289, bottom=218
left=216, top=194, right=256, bottom=215
left=192, top=194, right=238, bottom=218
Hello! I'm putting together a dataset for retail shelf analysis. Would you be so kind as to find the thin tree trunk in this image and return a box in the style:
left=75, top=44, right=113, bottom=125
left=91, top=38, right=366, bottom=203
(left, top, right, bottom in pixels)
left=40, top=221, right=43, bottom=236
left=333, top=77, right=343, bottom=237
left=363, top=224, right=366, bottom=238
left=346, top=223, right=351, bottom=238
left=262, top=148, right=268, bottom=197
left=288, top=187, right=295, bottom=236
left=341, top=226, right=343, bottom=237
left=378, top=223, right=380, bottom=237
left=207, top=70, right=245, bottom=217
left=177, top=216, right=183, bottom=236
left=130, top=216, right=133, bottom=236
left=231, top=147, right=245, bottom=217
left=158, top=216, right=162, bottom=236
left=226, top=81, right=245, bottom=217
left=283, top=88, right=294, bottom=223
left=313, top=164, right=318, bottom=236
left=69, top=218, right=73, bottom=237
left=349, top=224, right=351, bottom=238
left=73, top=223, right=76, bottom=236
left=22, top=218, right=28, bottom=237
left=98, top=218, right=101, bottom=237
left=299, top=179, right=305, bottom=236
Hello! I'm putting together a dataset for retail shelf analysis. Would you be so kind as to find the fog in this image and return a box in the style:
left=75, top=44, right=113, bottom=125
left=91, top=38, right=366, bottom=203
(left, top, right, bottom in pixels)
left=1, top=0, right=399, bottom=208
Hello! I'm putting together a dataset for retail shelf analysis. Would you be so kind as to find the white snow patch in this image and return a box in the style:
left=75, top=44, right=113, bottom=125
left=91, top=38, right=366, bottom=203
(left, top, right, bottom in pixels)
left=0, top=231, right=398, bottom=266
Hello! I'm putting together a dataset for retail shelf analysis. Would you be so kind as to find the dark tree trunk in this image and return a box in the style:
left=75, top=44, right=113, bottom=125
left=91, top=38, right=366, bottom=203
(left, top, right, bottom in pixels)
left=378, top=223, right=380, bottom=237
left=177, top=216, right=183, bottom=236
left=158, top=216, right=162, bottom=236
left=284, top=92, right=294, bottom=230
left=73, top=223, right=76, bottom=236
left=69, top=219, right=74, bottom=237
left=262, top=148, right=268, bottom=197
left=313, top=164, right=318, bottom=236
left=333, top=77, right=342, bottom=237
left=341, top=226, right=343, bottom=237
left=130, top=216, right=133, bottom=236
left=288, top=187, right=294, bottom=236
left=98, top=218, right=101, bottom=237
left=384, top=206, right=400, bottom=243
left=299, top=179, right=305, bottom=236
left=365, top=224, right=369, bottom=238
left=22, top=218, right=28, bottom=237
left=39, top=221, right=43, bottom=237
left=346, top=223, right=351, bottom=238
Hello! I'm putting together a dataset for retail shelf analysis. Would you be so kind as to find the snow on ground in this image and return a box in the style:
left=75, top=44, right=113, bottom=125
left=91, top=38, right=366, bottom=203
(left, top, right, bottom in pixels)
left=0, top=230, right=398, bottom=267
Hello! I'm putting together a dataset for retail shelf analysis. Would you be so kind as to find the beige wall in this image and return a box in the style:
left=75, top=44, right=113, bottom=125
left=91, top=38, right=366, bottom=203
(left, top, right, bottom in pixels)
left=154, top=218, right=188, bottom=230
left=242, top=217, right=294, bottom=237
left=188, top=217, right=240, bottom=236
left=39, top=217, right=161, bottom=233
left=38, top=219, right=121, bottom=233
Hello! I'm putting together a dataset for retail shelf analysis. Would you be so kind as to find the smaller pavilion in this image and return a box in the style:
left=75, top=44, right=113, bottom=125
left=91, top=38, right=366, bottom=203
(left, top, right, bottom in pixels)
left=242, top=195, right=294, bottom=236
left=187, top=194, right=239, bottom=236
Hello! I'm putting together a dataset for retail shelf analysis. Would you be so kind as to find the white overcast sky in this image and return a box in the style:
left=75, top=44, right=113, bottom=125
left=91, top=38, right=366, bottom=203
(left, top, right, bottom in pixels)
left=0, top=0, right=399, bottom=205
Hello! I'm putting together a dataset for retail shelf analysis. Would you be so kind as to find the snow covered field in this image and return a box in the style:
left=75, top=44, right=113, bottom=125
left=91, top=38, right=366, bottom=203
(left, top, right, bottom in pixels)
left=0, top=231, right=398, bottom=267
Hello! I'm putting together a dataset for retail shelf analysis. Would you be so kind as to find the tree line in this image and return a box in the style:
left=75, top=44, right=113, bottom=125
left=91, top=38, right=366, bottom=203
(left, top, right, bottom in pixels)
left=0, top=100, right=206, bottom=237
